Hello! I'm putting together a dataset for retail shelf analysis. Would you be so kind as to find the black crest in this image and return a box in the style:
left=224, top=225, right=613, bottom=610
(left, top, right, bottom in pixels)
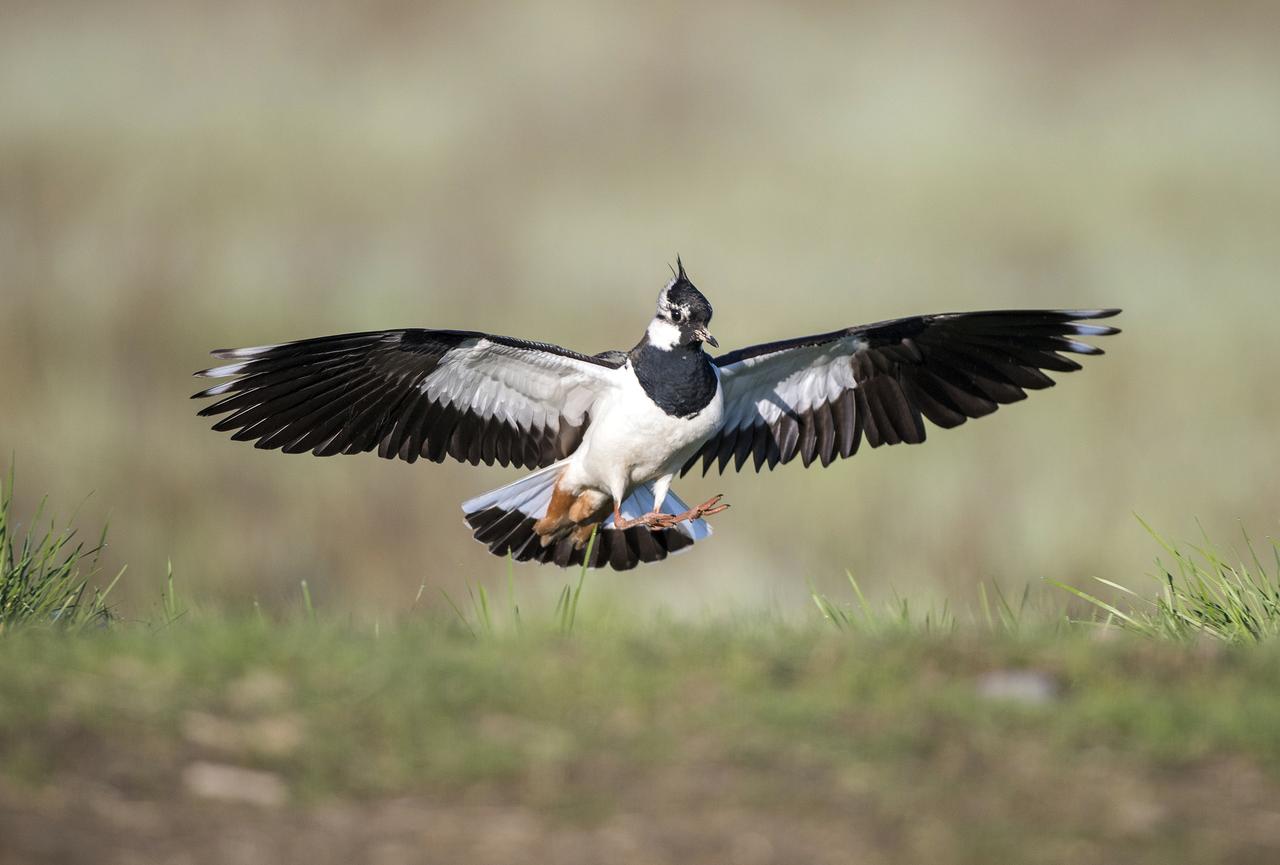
left=664, top=257, right=713, bottom=324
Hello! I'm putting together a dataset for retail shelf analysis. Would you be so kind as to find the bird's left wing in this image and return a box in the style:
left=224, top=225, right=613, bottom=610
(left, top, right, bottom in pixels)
left=685, top=309, right=1120, bottom=475
left=193, top=329, right=623, bottom=469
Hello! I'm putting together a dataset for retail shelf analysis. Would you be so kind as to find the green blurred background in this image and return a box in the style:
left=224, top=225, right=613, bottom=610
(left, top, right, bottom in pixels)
left=2, top=0, right=1276, bottom=618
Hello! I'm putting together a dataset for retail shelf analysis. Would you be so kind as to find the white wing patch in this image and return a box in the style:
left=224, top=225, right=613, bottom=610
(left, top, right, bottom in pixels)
left=719, top=336, right=867, bottom=432
left=194, top=328, right=626, bottom=469
left=421, top=339, right=612, bottom=432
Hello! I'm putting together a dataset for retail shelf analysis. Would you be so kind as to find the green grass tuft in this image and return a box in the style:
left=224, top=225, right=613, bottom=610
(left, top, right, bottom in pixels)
left=440, top=527, right=599, bottom=637
left=1056, top=518, right=1280, bottom=643
left=0, top=464, right=123, bottom=632
left=811, top=570, right=1066, bottom=636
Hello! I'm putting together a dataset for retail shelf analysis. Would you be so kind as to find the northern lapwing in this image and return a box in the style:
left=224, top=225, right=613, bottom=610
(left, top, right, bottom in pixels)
left=194, top=261, right=1120, bottom=570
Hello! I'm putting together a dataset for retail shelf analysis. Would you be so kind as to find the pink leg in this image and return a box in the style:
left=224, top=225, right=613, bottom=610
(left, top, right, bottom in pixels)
left=611, top=494, right=729, bottom=531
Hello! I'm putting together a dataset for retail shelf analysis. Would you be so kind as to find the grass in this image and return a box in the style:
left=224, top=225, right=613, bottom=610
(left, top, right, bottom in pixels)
left=8, top=463, right=1280, bottom=647
left=7, top=470, right=1280, bottom=861
left=5, top=485, right=1280, bottom=861
left=6, top=616, right=1280, bottom=863
left=808, top=572, right=1056, bottom=636
left=440, top=526, right=597, bottom=637
left=0, top=465, right=122, bottom=633
left=1057, top=519, right=1280, bottom=643
left=810, top=519, right=1280, bottom=645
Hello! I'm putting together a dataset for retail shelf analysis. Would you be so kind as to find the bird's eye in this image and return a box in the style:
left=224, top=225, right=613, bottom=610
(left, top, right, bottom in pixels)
left=671, top=308, right=683, bottom=322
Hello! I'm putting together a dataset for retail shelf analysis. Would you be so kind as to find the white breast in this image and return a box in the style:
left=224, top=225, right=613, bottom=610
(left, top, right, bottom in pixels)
left=565, top=363, right=723, bottom=499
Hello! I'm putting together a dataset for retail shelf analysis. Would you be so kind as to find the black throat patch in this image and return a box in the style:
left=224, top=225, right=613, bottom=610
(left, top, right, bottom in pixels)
left=630, top=341, right=719, bottom=418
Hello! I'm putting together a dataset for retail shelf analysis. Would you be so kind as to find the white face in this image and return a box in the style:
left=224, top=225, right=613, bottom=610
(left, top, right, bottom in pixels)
left=645, top=275, right=716, bottom=351
left=646, top=279, right=684, bottom=350
left=646, top=316, right=682, bottom=350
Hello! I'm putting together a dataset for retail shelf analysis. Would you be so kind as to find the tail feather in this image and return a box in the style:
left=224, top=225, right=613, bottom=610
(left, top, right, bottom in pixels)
left=461, top=466, right=711, bottom=571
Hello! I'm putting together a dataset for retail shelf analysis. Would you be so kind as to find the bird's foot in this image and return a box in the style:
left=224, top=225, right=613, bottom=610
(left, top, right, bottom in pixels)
left=658, top=494, right=730, bottom=527
left=611, top=495, right=729, bottom=532
left=611, top=510, right=670, bottom=531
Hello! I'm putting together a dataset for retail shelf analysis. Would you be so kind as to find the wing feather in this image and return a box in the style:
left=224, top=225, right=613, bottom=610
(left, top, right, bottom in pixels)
left=685, top=309, right=1119, bottom=475
left=194, top=329, right=621, bottom=469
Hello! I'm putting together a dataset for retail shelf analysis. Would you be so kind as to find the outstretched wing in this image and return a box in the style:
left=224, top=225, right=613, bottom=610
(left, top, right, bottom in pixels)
left=193, top=329, right=623, bottom=469
left=685, top=309, right=1120, bottom=475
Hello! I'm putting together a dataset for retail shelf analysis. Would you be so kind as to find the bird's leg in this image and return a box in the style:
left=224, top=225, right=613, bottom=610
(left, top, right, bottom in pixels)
left=610, top=494, right=729, bottom=531
left=611, top=503, right=668, bottom=531
left=651, top=494, right=730, bottom=528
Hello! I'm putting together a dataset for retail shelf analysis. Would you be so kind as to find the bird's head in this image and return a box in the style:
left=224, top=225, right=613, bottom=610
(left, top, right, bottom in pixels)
left=647, top=258, right=717, bottom=350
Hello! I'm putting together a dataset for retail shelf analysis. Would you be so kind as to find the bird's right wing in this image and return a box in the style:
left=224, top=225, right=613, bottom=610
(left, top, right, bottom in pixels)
left=686, top=309, right=1120, bottom=474
left=193, top=329, right=624, bottom=469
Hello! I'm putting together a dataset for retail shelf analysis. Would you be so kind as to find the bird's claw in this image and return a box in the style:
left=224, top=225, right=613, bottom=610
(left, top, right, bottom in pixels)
left=691, top=493, right=729, bottom=519
left=612, top=495, right=730, bottom=532
left=613, top=510, right=672, bottom=531
left=653, top=494, right=730, bottom=529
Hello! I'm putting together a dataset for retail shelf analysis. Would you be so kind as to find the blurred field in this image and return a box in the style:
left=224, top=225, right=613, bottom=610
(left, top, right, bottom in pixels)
left=2, top=0, right=1279, bottom=617
left=7, top=619, right=1280, bottom=864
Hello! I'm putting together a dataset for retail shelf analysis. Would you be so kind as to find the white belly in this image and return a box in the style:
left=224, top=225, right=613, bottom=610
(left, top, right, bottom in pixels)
left=564, top=364, right=724, bottom=500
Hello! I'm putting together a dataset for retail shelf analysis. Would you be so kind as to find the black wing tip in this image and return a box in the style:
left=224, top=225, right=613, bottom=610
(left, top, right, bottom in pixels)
left=192, top=367, right=237, bottom=380
left=1070, top=308, right=1121, bottom=319
left=208, top=344, right=279, bottom=360
left=1064, top=308, right=1121, bottom=333
left=194, top=350, right=268, bottom=380
left=994, top=307, right=1122, bottom=319
left=931, top=308, right=1122, bottom=326
left=191, top=383, right=236, bottom=401
left=203, top=330, right=409, bottom=364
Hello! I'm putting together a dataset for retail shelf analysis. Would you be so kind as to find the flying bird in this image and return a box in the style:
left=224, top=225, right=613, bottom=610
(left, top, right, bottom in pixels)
left=193, top=261, right=1119, bottom=570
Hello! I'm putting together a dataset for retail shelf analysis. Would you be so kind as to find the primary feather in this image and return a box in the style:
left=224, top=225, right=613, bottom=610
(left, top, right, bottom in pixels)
left=192, top=329, right=622, bottom=469
left=687, top=309, right=1120, bottom=474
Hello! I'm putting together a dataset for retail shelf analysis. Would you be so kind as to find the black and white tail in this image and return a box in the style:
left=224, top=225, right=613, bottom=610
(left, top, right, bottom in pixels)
left=461, top=463, right=712, bottom=571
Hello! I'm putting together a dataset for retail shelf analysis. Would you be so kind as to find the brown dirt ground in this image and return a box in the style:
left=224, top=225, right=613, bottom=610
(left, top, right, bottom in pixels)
left=5, top=752, right=1280, bottom=865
